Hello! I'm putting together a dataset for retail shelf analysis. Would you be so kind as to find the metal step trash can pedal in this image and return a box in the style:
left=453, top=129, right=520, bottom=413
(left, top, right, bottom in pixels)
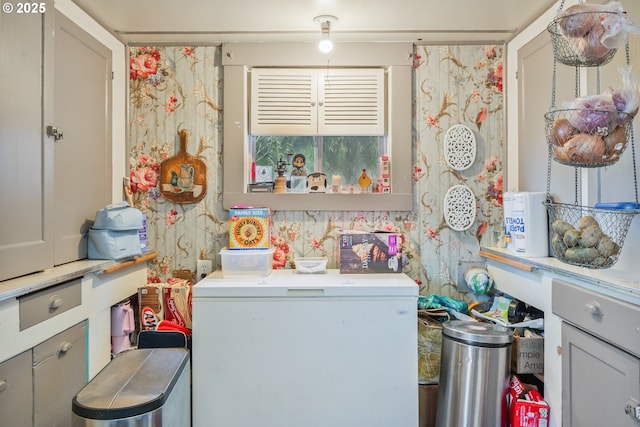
left=72, top=348, right=190, bottom=427
left=435, top=320, right=513, bottom=427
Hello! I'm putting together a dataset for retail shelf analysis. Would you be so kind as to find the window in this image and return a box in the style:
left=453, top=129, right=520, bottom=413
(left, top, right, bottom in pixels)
left=250, top=67, right=387, bottom=190
left=253, top=135, right=384, bottom=188
left=222, top=42, right=413, bottom=211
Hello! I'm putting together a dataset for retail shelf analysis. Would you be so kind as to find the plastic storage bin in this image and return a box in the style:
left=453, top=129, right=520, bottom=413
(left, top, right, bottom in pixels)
left=220, top=247, right=274, bottom=277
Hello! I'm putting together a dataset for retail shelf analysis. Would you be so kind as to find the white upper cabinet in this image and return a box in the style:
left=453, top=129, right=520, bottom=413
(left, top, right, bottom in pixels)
left=251, top=68, right=385, bottom=136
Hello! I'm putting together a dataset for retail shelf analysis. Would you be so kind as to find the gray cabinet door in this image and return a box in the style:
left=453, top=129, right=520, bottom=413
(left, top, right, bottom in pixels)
left=0, top=5, right=113, bottom=281
left=53, top=11, right=112, bottom=264
left=562, top=322, right=640, bottom=427
left=33, top=321, right=87, bottom=427
left=0, top=0, right=54, bottom=281
left=0, top=351, right=33, bottom=427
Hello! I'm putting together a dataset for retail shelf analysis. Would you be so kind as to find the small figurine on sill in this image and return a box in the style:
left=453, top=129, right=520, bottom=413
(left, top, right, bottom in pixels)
left=358, top=168, right=372, bottom=191
left=307, top=172, right=327, bottom=193
left=290, top=153, right=307, bottom=177
left=274, top=155, right=290, bottom=193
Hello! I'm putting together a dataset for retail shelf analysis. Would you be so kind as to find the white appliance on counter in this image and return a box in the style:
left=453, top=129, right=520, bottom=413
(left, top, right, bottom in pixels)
left=192, top=269, right=419, bottom=427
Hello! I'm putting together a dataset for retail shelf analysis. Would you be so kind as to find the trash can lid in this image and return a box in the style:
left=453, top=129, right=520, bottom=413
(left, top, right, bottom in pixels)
left=442, top=320, right=513, bottom=346
left=72, top=348, right=190, bottom=420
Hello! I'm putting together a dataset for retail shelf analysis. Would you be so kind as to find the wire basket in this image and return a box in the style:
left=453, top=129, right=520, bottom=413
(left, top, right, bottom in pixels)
left=417, top=312, right=443, bottom=384
left=547, top=12, right=618, bottom=67
left=545, top=109, right=632, bottom=167
left=546, top=201, right=638, bottom=269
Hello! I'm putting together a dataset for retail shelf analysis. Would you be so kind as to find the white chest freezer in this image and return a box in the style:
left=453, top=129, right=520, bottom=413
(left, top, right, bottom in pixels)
left=192, top=269, right=419, bottom=427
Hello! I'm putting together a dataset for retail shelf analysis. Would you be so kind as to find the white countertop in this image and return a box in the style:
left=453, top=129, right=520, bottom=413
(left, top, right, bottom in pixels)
left=481, top=246, right=640, bottom=305
left=0, top=252, right=157, bottom=302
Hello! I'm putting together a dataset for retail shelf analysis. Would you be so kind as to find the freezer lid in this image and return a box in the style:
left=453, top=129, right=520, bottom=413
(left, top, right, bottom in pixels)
left=72, top=348, right=190, bottom=420
left=193, top=269, right=419, bottom=298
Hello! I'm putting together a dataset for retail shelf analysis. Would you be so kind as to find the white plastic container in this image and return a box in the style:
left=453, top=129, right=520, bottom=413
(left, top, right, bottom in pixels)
left=220, top=248, right=274, bottom=277
left=295, top=257, right=328, bottom=274
left=503, top=192, right=549, bottom=258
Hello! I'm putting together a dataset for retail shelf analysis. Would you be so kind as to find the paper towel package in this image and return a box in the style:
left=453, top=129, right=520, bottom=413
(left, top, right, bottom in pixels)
left=503, top=192, right=549, bottom=258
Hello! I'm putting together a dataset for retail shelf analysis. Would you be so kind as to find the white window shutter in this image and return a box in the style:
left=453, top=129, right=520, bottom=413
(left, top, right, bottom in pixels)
left=318, top=68, right=385, bottom=135
left=250, top=68, right=386, bottom=136
left=250, top=69, right=318, bottom=135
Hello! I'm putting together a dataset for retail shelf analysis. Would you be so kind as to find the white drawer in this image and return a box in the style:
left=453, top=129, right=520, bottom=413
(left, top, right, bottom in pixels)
left=18, top=278, right=82, bottom=330
left=552, top=278, right=640, bottom=358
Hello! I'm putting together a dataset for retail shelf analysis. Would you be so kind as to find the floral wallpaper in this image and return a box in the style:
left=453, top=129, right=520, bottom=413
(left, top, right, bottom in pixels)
left=128, top=44, right=504, bottom=301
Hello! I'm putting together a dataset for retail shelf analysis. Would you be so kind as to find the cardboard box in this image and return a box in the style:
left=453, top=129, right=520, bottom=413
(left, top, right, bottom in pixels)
left=418, top=384, right=438, bottom=427
left=138, top=284, right=163, bottom=330
left=511, top=397, right=550, bottom=427
left=338, top=231, right=402, bottom=273
left=163, top=278, right=192, bottom=329
left=509, top=376, right=550, bottom=427
left=511, top=334, right=544, bottom=374
left=229, top=207, right=270, bottom=249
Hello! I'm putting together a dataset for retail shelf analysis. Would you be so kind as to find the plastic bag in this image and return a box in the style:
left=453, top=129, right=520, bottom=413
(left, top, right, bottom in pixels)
left=562, top=93, right=617, bottom=133
left=463, top=266, right=494, bottom=295
left=562, top=66, right=640, bottom=132
left=605, top=66, right=640, bottom=125
left=557, top=2, right=640, bottom=60
left=600, top=2, right=640, bottom=48
left=557, top=3, right=612, bottom=38
left=417, top=294, right=469, bottom=315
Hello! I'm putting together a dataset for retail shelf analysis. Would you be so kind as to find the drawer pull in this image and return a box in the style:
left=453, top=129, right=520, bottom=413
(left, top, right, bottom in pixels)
left=584, top=301, right=603, bottom=317
left=48, top=295, right=63, bottom=311
left=0, top=379, right=7, bottom=393
left=58, top=341, right=73, bottom=355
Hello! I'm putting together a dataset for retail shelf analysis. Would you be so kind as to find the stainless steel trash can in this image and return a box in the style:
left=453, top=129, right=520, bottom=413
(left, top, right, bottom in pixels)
left=72, top=348, right=190, bottom=427
left=435, top=320, right=513, bottom=427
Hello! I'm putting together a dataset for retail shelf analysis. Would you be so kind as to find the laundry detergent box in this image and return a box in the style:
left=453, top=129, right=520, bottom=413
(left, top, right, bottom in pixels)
left=338, top=230, right=402, bottom=273
left=228, top=207, right=271, bottom=249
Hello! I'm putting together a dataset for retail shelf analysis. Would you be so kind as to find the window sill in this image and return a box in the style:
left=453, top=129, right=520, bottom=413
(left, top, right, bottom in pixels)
left=223, top=191, right=412, bottom=211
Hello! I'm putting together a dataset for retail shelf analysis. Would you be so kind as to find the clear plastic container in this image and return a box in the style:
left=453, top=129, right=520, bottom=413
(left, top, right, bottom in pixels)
left=220, top=248, right=274, bottom=277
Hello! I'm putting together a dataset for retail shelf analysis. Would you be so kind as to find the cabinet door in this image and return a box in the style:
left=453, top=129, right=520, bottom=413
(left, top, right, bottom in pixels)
left=251, top=68, right=319, bottom=135
left=53, top=11, right=112, bottom=264
left=0, top=351, right=33, bottom=427
left=562, top=322, right=640, bottom=427
left=0, top=0, right=54, bottom=281
left=33, top=321, right=87, bottom=427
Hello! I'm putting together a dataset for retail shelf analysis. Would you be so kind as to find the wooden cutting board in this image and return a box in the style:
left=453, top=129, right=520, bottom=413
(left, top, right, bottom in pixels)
left=159, top=129, right=207, bottom=203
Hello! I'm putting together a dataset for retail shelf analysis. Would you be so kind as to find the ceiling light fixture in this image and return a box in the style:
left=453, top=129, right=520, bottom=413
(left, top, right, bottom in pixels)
left=314, top=15, right=338, bottom=53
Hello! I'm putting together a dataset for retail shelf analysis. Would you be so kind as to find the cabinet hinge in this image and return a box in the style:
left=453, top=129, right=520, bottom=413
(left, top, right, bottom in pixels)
left=46, top=125, right=63, bottom=141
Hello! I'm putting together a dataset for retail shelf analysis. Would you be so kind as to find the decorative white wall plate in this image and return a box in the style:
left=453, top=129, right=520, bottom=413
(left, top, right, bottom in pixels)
left=444, top=184, right=477, bottom=231
left=444, top=124, right=476, bottom=171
